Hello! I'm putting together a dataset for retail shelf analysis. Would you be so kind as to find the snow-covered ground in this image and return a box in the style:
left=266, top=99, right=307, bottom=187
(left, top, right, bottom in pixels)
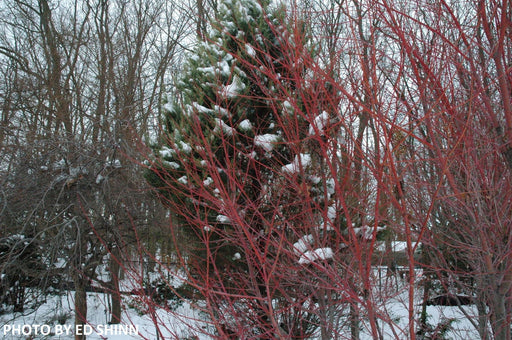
left=0, top=277, right=480, bottom=339
left=0, top=292, right=210, bottom=340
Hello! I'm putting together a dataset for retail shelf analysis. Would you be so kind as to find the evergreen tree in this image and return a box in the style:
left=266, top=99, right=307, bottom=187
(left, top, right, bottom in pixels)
left=147, top=0, right=348, bottom=336
left=148, top=0, right=297, bottom=280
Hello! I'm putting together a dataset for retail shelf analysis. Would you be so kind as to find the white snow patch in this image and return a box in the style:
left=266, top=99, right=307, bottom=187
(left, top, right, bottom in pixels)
left=326, top=178, right=335, bottom=196
left=282, top=153, right=312, bottom=174
left=308, top=175, right=322, bottom=184
left=247, top=151, right=257, bottom=159
left=163, top=101, right=175, bottom=113
left=352, top=225, right=386, bottom=240
left=238, top=119, right=253, bottom=131
left=159, top=146, right=175, bottom=158
left=164, top=161, right=180, bottom=169
left=203, top=177, right=214, bottom=186
left=179, top=141, right=192, bottom=154
left=283, top=100, right=294, bottom=115
left=214, top=118, right=235, bottom=136
left=110, top=159, right=122, bottom=168
left=216, top=215, right=231, bottom=224
left=298, top=247, right=334, bottom=265
left=197, top=65, right=216, bottom=75
left=309, top=111, right=330, bottom=136
left=232, top=252, right=241, bottom=260
left=220, top=76, right=245, bottom=98
left=214, top=105, right=230, bottom=117
left=95, top=174, right=104, bottom=184
left=315, top=223, right=334, bottom=232
left=327, top=205, right=337, bottom=222
left=191, top=102, right=213, bottom=114
left=293, top=234, right=314, bottom=255
left=254, top=134, right=280, bottom=152
left=245, top=43, right=256, bottom=57
left=376, top=241, right=410, bottom=253
left=53, top=159, right=66, bottom=170
left=177, top=176, right=188, bottom=185
left=216, top=59, right=231, bottom=76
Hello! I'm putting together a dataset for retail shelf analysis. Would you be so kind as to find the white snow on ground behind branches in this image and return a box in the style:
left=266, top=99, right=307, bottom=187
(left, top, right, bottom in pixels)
left=0, top=291, right=211, bottom=340
left=0, top=270, right=481, bottom=339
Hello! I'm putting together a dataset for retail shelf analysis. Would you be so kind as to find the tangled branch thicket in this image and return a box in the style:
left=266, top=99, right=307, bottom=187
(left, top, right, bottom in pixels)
left=1, top=0, right=510, bottom=339
left=141, top=0, right=512, bottom=339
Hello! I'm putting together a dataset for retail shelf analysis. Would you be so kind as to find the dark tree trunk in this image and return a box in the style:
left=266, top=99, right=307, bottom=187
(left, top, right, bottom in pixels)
left=73, top=274, right=88, bottom=340
left=109, top=247, right=122, bottom=324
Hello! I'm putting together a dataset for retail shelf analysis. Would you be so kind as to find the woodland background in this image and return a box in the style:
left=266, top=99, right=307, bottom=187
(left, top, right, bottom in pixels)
left=0, top=0, right=511, bottom=339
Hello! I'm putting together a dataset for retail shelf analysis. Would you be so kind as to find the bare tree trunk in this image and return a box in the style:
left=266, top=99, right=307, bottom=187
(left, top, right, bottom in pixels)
left=109, top=247, right=122, bottom=324
left=317, top=286, right=330, bottom=340
left=476, top=296, right=490, bottom=340
left=492, top=292, right=511, bottom=340
left=350, top=301, right=360, bottom=340
left=73, top=273, right=87, bottom=340
left=418, top=276, right=431, bottom=338
left=39, top=0, right=72, bottom=137
left=196, top=0, right=207, bottom=40
left=92, top=0, right=109, bottom=145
